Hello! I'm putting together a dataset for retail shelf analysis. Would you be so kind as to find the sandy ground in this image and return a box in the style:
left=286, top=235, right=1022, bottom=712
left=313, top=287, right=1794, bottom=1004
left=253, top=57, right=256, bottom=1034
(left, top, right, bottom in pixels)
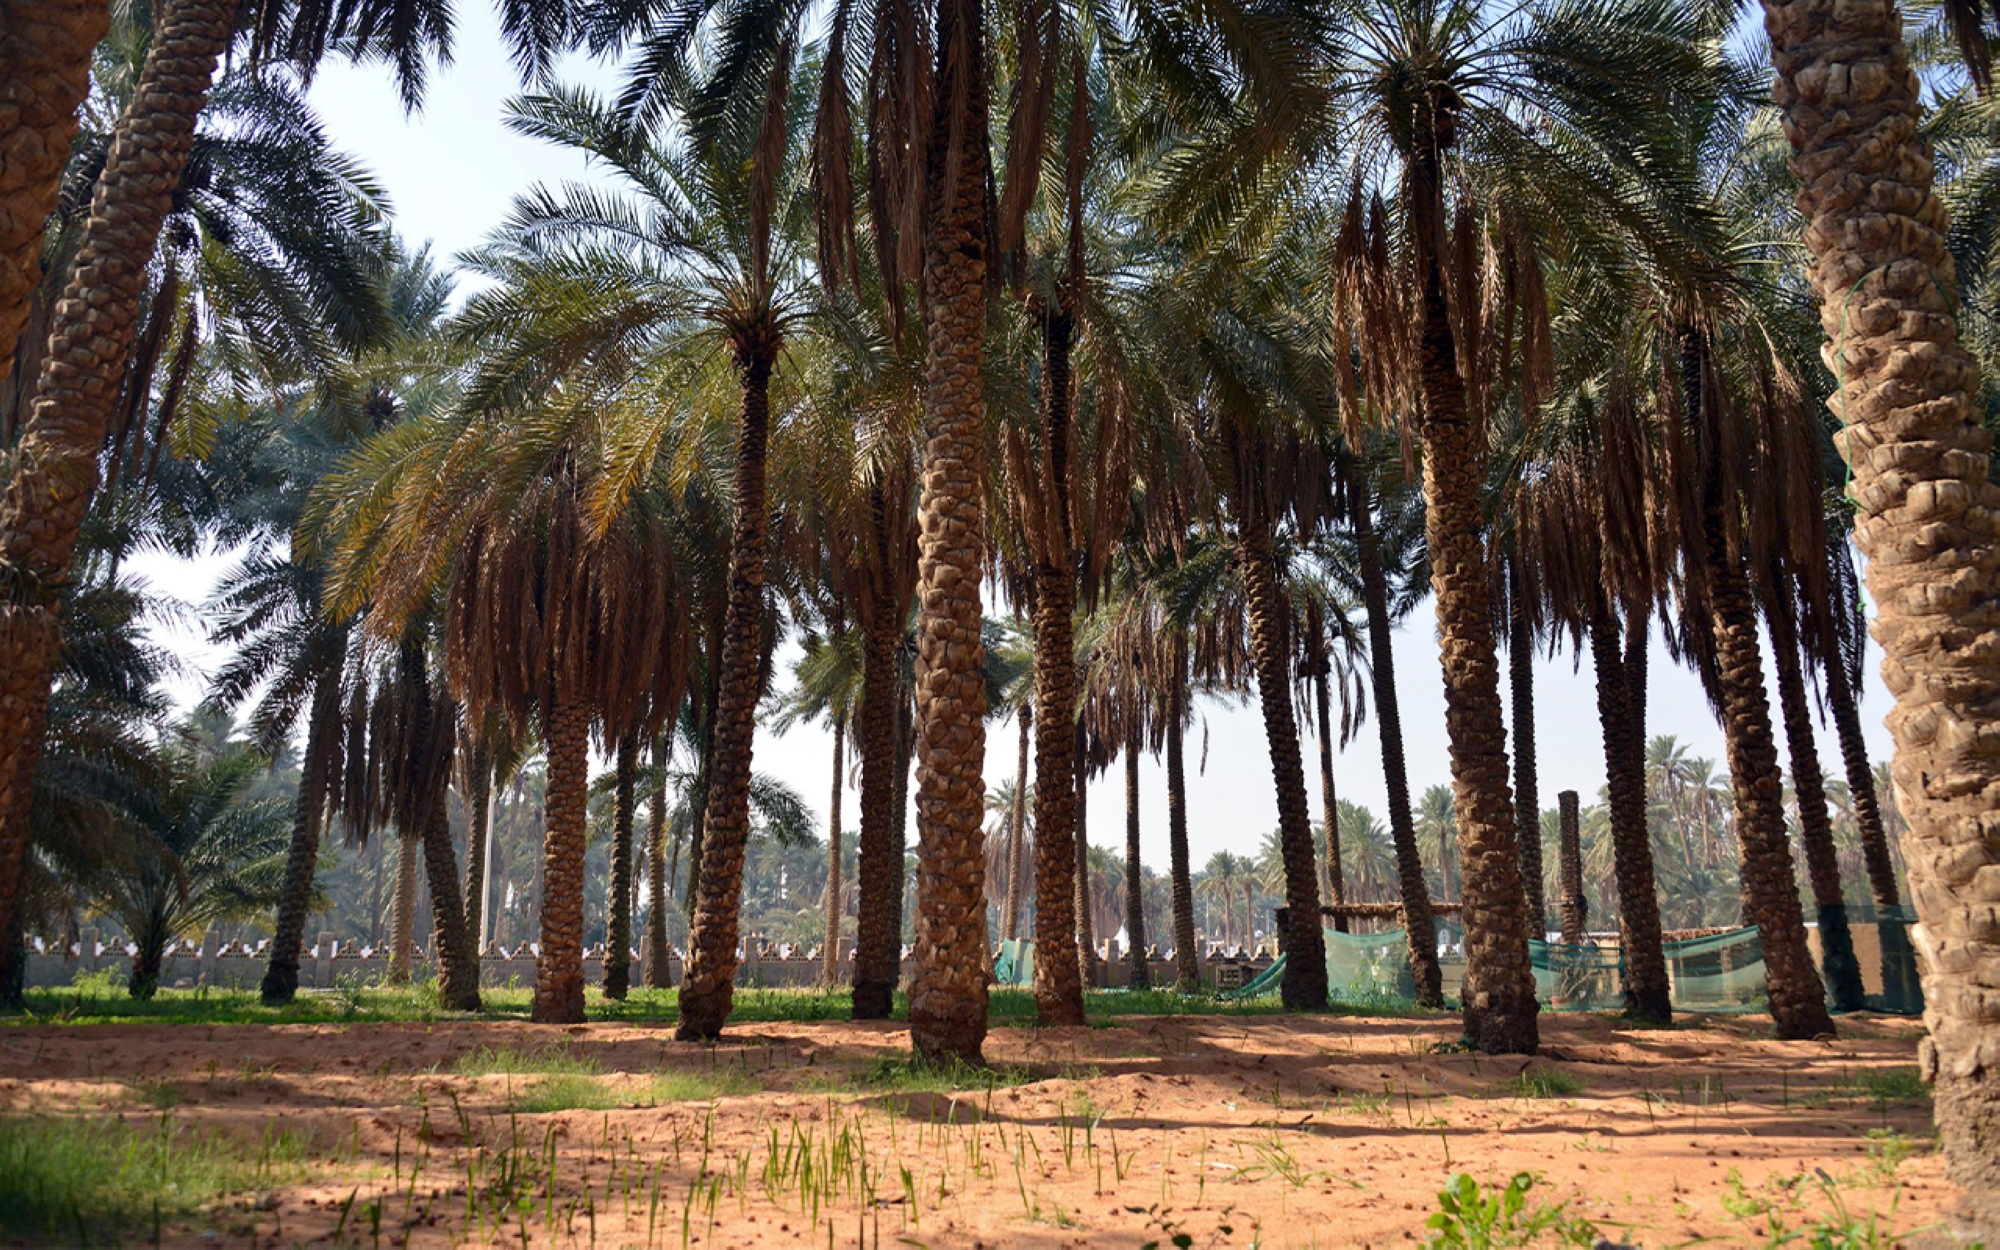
left=0, top=1010, right=1963, bottom=1247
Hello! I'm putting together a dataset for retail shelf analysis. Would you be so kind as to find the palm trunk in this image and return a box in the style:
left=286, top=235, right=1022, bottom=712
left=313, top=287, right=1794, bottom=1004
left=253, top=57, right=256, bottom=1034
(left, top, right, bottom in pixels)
left=852, top=579, right=903, bottom=1019
left=1074, top=719, right=1096, bottom=985
left=1765, top=589, right=1865, bottom=1011
left=1167, top=636, right=1199, bottom=990
left=1348, top=454, right=1444, bottom=1005
left=0, top=0, right=108, bottom=389
left=678, top=342, right=778, bottom=1042
left=1237, top=520, right=1328, bottom=1009
left=1410, top=190, right=1537, bottom=1052
left=604, top=734, right=638, bottom=1000
left=0, top=0, right=233, bottom=962
left=532, top=692, right=592, bottom=1023
left=387, top=830, right=418, bottom=984
left=1590, top=598, right=1670, bottom=1024
left=1557, top=790, right=1586, bottom=945
left=260, top=668, right=339, bottom=1004
left=646, top=737, right=672, bottom=988
left=822, top=719, right=846, bottom=984
left=464, top=741, right=491, bottom=951
left=1508, top=561, right=1545, bottom=933
left=420, top=794, right=481, bottom=1011
left=1313, top=646, right=1348, bottom=932
left=1030, top=310, right=1086, bottom=1024
left=1764, top=0, right=2000, bottom=1190
left=1002, top=706, right=1029, bottom=942
left=1825, top=652, right=1920, bottom=1010
left=1123, top=734, right=1150, bottom=989
left=906, top=0, right=994, bottom=1066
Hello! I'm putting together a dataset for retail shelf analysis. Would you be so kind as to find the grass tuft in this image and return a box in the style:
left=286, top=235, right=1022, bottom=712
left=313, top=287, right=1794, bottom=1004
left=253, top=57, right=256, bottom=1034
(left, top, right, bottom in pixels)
left=1504, top=1067, right=1584, bottom=1100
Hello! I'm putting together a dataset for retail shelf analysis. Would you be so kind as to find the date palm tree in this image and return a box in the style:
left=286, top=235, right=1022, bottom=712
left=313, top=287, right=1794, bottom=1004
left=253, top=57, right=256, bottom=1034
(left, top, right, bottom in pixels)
left=1758, top=0, right=2000, bottom=1192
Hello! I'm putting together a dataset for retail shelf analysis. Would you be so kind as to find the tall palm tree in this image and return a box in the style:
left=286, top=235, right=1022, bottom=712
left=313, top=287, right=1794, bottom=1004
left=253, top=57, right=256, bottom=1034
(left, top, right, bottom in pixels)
left=1759, top=0, right=2000, bottom=1184
left=0, top=0, right=492, bottom=958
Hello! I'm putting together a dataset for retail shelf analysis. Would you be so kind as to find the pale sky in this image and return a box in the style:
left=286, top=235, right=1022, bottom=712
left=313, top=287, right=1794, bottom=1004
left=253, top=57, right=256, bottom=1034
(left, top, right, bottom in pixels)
left=129, top=6, right=1901, bottom=878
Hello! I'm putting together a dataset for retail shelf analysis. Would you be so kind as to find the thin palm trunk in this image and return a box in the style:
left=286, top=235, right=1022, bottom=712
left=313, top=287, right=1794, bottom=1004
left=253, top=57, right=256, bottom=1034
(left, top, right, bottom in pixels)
left=1825, top=652, right=1919, bottom=1009
left=1349, top=455, right=1443, bottom=1005
left=822, top=719, right=845, bottom=984
left=604, top=734, right=637, bottom=1000
left=260, top=668, right=339, bottom=1004
left=0, top=0, right=234, bottom=960
left=647, top=737, right=672, bottom=987
left=1410, top=179, right=1536, bottom=1052
left=532, top=692, right=592, bottom=1023
left=1313, top=650, right=1347, bottom=932
left=1167, top=637, right=1198, bottom=990
left=1123, top=734, right=1149, bottom=988
left=906, top=0, right=994, bottom=1066
left=1508, top=561, right=1545, bottom=932
left=1237, top=521, right=1328, bottom=1009
left=1766, top=591, right=1865, bottom=1011
left=387, top=830, right=418, bottom=984
left=1763, top=0, right=2000, bottom=1187
left=1002, top=706, right=1029, bottom=943
left=419, top=795, right=480, bottom=1011
left=1557, top=790, right=1585, bottom=945
left=1590, top=598, right=1670, bottom=1024
left=464, top=742, right=491, bottom=950
left=851, top=581, right=902, bottom=1019
left=1074, top=719, right=1095, bottom=985
left=679, top=342, right=777, bottom=1042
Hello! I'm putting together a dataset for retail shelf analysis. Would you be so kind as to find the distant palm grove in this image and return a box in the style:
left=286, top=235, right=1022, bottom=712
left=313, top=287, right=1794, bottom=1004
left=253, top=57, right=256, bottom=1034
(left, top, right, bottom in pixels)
left=3, top=0, right=1999, bottom=1206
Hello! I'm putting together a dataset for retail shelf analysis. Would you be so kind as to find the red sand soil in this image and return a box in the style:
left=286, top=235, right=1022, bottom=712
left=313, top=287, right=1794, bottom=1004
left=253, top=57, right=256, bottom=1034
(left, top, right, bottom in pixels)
left=0, top=1011, right=1960, bottom=1247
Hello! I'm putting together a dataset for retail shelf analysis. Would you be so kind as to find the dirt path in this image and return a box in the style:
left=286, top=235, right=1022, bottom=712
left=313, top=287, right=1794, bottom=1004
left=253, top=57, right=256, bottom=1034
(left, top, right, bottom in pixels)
left=0, top=1011, right=1954, bottom=1247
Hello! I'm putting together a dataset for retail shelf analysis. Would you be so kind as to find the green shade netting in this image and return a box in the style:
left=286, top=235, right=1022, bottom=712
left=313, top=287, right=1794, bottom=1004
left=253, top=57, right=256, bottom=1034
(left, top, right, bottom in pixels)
left=1219, top=954, right=1287, bottom=1000
left=1325, top=928, right=1422, bottom=1004
left=993, top=940, right=1034, bottom=987
left=1528, top=939, right=1625, bottom=1011
left=1659, top=928, right=1769, bottom=1013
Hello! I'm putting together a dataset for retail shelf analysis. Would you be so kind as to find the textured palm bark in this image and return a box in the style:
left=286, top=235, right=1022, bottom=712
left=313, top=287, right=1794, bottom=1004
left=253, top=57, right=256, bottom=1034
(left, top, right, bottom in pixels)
left=1002, top=706, right=1028, bottom=943
left=1313, top=659, right=1348, bottom=932
left=646, top=746, right=672, bottom=988
left=1763, top=0, right=2000, bottom=1195
left=1508, top=568, right=1546, bottom=933
left=261, top=670, right=339, bottom=1004
left=1237, top=523, right=1329, bottom=1010
left=823, top=720, right=846, bottom=984
left=906, top=0, right=993, bottom=1065
left=1826, top=656, right=1921, bottom=1009
left=1412, top=255, right=1536, bottom=1053
left=0, top=0, right=108, bottom=390
left=1167, top=650, right=1199, bottom=990
left=387, top=830, right=418, bottom=984
left=1590, top=601, right=1671, bottom=1024
left=1707, top=545, right=1833, bottom=1039
left=419, top=798, right=481, bottom=1011
left=604, top=735, right=637, bottom=1000
left=1123, top=736, right=1150, bottom=989
left=1074, top=721, right=1097, bottom=985
left=464, top=743, right=491, bottom=950
left=1768, top=601, right=1866, bottom=1011
left=679, top=346, right=777, bottom=1042
left=0, top=0, right=233, bottom=964
left=533, top=695, right=592, bottom=1022
left=1351, top=460, right=1443, bottom=1005
left=1557, top=791, right=1586, bottom=945
left=851, top=598, right=903, bottom=1019
left=1031, top=308, right=1085, bottom=1024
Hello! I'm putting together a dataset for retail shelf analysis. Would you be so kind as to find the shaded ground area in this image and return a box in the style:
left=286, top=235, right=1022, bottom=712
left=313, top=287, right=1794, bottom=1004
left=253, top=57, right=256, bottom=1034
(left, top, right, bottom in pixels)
left=0, top=989, right=1955, bottom=1246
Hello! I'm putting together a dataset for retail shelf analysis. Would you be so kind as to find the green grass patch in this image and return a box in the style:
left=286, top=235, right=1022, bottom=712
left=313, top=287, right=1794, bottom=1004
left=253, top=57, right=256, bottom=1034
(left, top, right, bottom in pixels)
left=857, top=1056, right=1050, bottom=1095
left=453, top=1043, right=598, bottom=1077
left=0, top=1115, right=315, bottom=1243
left=1503, top=1067, right=1585, bottom=1099
left=643, top=1068, right=764, bottom=1102
left=507, top=1073, right=620, bottom=1114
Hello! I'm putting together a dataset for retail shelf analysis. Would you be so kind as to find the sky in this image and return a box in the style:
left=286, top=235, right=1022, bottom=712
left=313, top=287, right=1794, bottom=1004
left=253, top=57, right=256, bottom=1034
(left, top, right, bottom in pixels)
left=129, top=5, right=1901, bottom=879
